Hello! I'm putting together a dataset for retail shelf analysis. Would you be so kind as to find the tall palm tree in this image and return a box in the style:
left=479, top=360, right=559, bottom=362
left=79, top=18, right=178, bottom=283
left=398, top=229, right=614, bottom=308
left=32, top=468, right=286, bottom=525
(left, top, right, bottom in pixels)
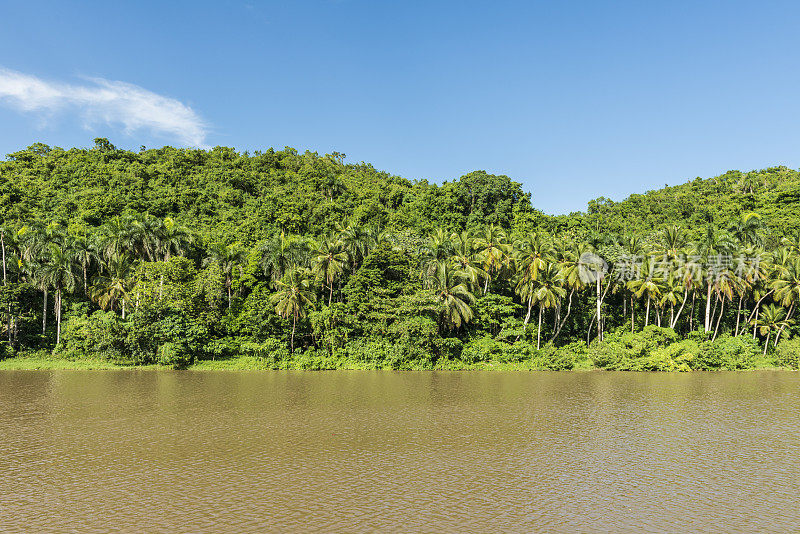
left=424, top=261, right=475, bottom=330
left=270, top=266, right=316, bottom=352
left=659, top=274, right=685, bottom=329
left=69, top=234, right=98, bottom=296
left=203, top=242, right=246, bottom=308
left=42, top=243, right=77, bottom=345
left=523, top=262, right=566, bottom=349
left=310, top=235, right=348, bottom=305
left=474, top=224, right=511, bottom=294
left=450, top=231, right=485, bottom=290
left=694, top=227, right=736, bottom=332
left=729, top=212, right=763, bottom=248
left=551, top=241, right=591, bottom=341
left=92, top=253, right=133, bottom=318
left=771, top=257, right=800, bottom=344
left=753, top=304, right=792, bottom=355
left=514, top=232, right=555, bottom=327
left=338, top=224, right=371, bottom=271
left=628, top=258, right=663, bottom=328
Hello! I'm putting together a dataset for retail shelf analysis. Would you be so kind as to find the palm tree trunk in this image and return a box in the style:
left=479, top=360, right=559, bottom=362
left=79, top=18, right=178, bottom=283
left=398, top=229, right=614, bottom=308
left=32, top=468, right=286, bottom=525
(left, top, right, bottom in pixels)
left=328, top=283, right=333, bottom=306
left=56, top=288, right=62, bottom=345
left=671, top=291, right=688, bottom=330
left=83, top=265, right=88, bottom=296
left=645, top=297, right=651, bottom=326
left=523, top=294, right=533, bottom=326
left=689, top=292, right=696, bottom=331
left=291, top=313, right=297, bottom=353
left=596, top=277, right=602, bottom=342
left=763, top=332, right=770, bottom=355
left=704, top=282, right=713, bottom=332
left=1, top=230, right=6, bottom=283
left=550, top=289, right=574, bottom=343
left=42, top=289, right=48, bottom=334
left=227, top=276, right=232, bottom=308
left=712, top=299, right=725, bottom=341
left=122, top=298, right=126, bottom=320
left=2, top=231, right=10, bottom=344
left=631, top=296, right=635, bottom=333
left=710, top=295, right=719, bottom=332
left=537, top=305, right=543, bottom=350
left=774, top=304, right=794, bottom=347
left=159, top=252, right=169, bottom=301
left=753, top=307, right=759, bottom=339
left=670, top=304, right=674, bottom=328
left=735, top=295, right=743, bottom=336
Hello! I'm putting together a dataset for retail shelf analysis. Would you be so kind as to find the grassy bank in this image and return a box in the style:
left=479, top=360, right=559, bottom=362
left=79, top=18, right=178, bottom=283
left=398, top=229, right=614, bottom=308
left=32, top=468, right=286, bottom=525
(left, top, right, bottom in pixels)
left=0, top=353, right=790, bottom=371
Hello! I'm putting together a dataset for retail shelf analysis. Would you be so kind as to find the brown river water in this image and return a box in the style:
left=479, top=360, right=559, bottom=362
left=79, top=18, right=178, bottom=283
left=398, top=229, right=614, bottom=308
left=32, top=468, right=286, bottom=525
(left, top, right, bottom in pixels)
left=1, top=370, right=799, bottom=533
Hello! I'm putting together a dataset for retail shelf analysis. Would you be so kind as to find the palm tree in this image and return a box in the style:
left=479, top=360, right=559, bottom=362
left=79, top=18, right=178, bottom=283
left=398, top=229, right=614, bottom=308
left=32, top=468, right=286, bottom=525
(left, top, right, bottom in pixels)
left=69, top=234, right=98, bottom=296
left=338, top=224, right=371, bottom=271
left=203, top=242, right=246, bottom=308
left=42, top=243, right=77, bottom=345
left=514, top=232, right=555, bottom=327
left=100, top=215, right=139, bottom=260
left=551, top=241, right=591, bottom=341
left=659, top=225, right=688, bottom=261
left=522, top=262, right=566, bottom=349
left=753, top=304, right=792, bottom=355
left=0, top=224, right=8, bottom=286
left=156, top=217, right=192, bottom=300
left=694, top=227, right=736, bottom=332
left=310, top=235, right=348, bottom=305
left=771, top=257, right=800, bottom=344
left=474, top=224, right=511, bottom=294
left=659, top=274, right=685, bottom=329
left=450, top=231, right=485, bottom=289
left=423, top=261, right=475, bottom=330
left=729, top=213, right=763, bottom=248
left=92, top=253, right=133, bottom=318
left=260, top=231, right=308, bottom=285
left=270, top=266, right=316, bottom=352
left=628, top=258, right=663, bottom=328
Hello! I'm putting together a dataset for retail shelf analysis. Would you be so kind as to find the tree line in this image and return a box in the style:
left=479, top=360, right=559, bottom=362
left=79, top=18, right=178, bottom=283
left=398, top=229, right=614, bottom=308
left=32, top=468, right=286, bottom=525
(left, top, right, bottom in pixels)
left=1, top=140, right=799, bottom=369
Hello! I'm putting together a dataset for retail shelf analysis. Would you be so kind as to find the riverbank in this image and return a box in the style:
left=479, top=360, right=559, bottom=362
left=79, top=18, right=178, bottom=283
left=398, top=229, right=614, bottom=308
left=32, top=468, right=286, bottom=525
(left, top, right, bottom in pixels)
left=0, top=354, right=792, bottom=371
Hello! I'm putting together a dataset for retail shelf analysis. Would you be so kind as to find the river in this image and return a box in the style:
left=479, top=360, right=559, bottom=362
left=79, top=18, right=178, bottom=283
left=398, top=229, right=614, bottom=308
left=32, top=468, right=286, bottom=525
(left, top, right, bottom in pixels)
left=1, top=370, right=798, bottom=532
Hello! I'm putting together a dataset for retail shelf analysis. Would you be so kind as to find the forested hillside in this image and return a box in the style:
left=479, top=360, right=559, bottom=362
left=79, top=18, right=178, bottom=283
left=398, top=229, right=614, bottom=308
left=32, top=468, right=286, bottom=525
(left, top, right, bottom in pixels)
left=2, top=139, right=800, bottom=370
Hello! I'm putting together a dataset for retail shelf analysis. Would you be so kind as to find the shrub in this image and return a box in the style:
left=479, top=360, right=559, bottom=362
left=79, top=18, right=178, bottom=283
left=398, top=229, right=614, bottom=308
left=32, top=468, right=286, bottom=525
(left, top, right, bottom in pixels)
left=238, top=338, right=291, bottom=368
left=531, top=342, right=579, bottom=370
left=775, top=337, right=800, bottom=369
left=696, top=334, right=760, bottom=370
left=157, top=342, right=192, bottom=369
left=58, top=309, right=128, bottom=361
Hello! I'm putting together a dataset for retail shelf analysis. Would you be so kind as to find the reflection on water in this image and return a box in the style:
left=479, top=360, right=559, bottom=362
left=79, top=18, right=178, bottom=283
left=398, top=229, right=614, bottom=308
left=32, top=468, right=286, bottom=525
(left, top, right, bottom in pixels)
left=1, top=371, right=798, bottom=532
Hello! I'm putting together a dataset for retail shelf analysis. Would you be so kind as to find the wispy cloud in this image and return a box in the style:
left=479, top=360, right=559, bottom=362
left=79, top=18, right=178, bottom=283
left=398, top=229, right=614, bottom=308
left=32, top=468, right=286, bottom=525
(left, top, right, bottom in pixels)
left=0, top=67, right=208, bottom=147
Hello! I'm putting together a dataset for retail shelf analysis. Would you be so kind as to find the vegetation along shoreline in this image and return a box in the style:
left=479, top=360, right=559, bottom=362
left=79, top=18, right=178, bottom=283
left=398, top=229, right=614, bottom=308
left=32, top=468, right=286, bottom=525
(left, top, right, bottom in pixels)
left=2, top=139, right=800, bottom=371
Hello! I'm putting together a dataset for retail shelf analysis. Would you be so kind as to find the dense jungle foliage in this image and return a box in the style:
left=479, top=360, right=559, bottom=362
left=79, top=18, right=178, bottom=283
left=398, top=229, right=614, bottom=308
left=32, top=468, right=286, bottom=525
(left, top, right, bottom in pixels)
left=2, top=139, right=800, bottom=370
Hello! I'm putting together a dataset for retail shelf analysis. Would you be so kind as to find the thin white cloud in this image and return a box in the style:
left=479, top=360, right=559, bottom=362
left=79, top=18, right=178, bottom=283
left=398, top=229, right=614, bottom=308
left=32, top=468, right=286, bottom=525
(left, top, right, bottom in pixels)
left=0, top=67, right=208, bottom=147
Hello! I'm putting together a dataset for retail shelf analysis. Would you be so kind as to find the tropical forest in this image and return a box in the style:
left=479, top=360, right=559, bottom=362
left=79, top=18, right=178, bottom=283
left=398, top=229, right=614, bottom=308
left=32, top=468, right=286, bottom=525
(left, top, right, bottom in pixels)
left=2, top=138, right=800, bottom=370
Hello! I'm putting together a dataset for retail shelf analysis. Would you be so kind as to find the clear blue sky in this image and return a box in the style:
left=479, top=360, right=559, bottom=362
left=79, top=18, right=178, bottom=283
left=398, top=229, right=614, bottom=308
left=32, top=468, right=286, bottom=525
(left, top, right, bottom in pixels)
left=1, top=1, right=799, bottom=214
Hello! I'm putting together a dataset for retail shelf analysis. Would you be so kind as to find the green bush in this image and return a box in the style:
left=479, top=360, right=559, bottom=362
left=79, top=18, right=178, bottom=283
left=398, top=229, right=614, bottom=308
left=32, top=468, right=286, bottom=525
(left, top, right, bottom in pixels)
left=239, top=338, right=291, bottom=368
left=58, top=308, right=128, bottom=361
left=588, top=326, right=679, bottom=370
left=695, top=334, right=760, bottom=370
left=531, top=342, right=582, bottom=370
left=775, top=337, right=800, bottom=369
left=157, top=342, right=192, bottom=369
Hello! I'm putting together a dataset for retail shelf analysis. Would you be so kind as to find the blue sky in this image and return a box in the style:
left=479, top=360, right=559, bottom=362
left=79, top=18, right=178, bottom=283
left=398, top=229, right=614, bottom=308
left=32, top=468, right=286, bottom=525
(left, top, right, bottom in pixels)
left=1, top=1, right=800, bottom=214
